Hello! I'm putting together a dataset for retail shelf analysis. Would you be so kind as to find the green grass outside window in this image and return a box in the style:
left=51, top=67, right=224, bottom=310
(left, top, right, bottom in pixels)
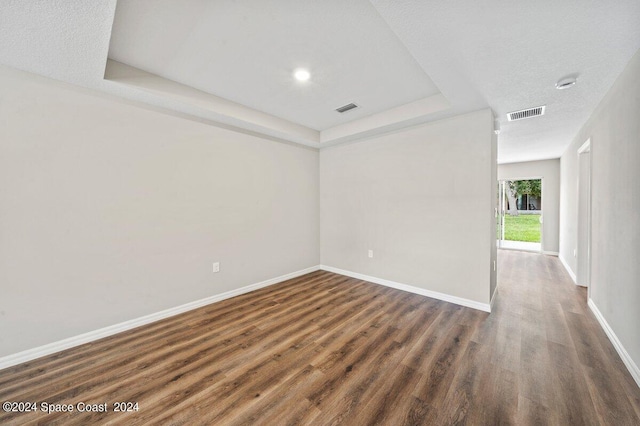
left=503, top=214, right=541, bottom=242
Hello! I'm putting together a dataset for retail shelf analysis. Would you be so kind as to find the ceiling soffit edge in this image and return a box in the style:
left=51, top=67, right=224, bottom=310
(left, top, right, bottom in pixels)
left=103, top=60, right=453, bottom=149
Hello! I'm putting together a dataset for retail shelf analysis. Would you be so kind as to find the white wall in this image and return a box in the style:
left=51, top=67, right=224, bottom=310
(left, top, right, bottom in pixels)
left=559, top=49, right=640, bottom=373
left=498, top=159, right=560, bottom=254
left=320, top=109, right=496, bottom=306
left=0, top=66, right=320, bottom=357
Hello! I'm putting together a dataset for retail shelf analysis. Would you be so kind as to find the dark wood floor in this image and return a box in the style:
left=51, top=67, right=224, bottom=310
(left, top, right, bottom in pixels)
left=1, top=251, right=639, bottom=425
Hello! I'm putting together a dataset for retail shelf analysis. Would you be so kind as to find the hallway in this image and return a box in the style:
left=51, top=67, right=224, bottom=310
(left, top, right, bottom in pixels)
left=494, top=250, right=640, bottom=424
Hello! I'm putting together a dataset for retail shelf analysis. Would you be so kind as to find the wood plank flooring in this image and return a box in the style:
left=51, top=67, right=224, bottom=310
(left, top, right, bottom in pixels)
left=1, top=251, right=639, bottom=425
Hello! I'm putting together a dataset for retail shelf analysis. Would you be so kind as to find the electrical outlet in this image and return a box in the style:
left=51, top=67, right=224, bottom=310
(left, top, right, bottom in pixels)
left=493, top=260, right=496, bottom=271
left=368, top=250, right=374, bottom=258
left=213, top=262, right=220, bottom=273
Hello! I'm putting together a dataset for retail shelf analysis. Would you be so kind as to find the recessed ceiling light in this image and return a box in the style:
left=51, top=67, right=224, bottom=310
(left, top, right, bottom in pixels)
left=294, top=69, right=310, bottom=82
left=555, top=77, right=577, bottom=90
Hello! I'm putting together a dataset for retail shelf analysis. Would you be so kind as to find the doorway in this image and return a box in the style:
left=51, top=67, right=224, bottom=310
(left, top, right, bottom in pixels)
left=498, top=178, right=542, bottom=252
left=577, top=139, right=591, bottom=289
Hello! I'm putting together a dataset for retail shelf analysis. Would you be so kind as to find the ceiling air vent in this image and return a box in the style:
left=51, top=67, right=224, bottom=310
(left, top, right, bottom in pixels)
left=335, top=103, right=359, bottom=113
left=507, top=105, right=546, bottom=121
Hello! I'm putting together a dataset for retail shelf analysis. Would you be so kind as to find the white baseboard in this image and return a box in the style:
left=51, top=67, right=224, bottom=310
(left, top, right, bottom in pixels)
left=542, top=251, right=559, bottom=256
left=558, top=253, right=578, bottom=284
left=588, top=299, right=640, bottom=388
left=320, top=265, right=491, bottom=313
left=0, top=265, right=321, bottom=371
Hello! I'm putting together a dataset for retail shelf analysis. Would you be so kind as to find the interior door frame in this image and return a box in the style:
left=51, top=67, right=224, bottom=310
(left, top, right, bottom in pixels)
left=577, top=138, right=592, bottom=291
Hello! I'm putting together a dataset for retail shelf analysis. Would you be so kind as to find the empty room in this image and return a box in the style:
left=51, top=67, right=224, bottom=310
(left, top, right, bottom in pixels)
left=1, top=1, right=639, bottom=425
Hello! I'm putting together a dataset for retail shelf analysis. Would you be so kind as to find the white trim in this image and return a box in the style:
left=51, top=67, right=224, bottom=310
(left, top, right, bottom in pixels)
left=576, top=138, right=592, bottom=295
left=0, top=265, right=321, bottom=370
left=498, top=246, right=541, bottom=254
left=490, top=285, right=499, bottom=311
left=497, top=175, right=543, bottom=181
left=320, top=265, right=491, bottom=313
left=558, top=253, right=578, bottom=284
left=588, top=299, right=640, bottom=388
left=542, top=251, right=559, bottom=256
left=578, top=138, right=591, bottom=154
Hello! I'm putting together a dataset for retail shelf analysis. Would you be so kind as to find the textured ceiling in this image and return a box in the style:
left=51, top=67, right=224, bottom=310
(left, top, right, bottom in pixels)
left=1, top=0, right=639, bottom=162
left=370, top=0, right=640, bottom=163
left=0, top=0, right=115, bottom=84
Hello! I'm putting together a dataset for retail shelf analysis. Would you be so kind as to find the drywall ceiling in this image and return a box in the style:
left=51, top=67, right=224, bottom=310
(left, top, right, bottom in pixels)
left=108, top=0, right=440, bottom=131
left=1, top=0, right=639, bottom=162
left=0, top=0, right=115, bottom=84
left=370, top=0, right=640, bottom=163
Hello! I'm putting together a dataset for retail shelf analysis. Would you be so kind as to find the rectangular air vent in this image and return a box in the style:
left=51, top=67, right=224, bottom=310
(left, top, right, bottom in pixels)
left=335, top=103, right=359, bottom=113
left=507, top=105, right=546, bottom=121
